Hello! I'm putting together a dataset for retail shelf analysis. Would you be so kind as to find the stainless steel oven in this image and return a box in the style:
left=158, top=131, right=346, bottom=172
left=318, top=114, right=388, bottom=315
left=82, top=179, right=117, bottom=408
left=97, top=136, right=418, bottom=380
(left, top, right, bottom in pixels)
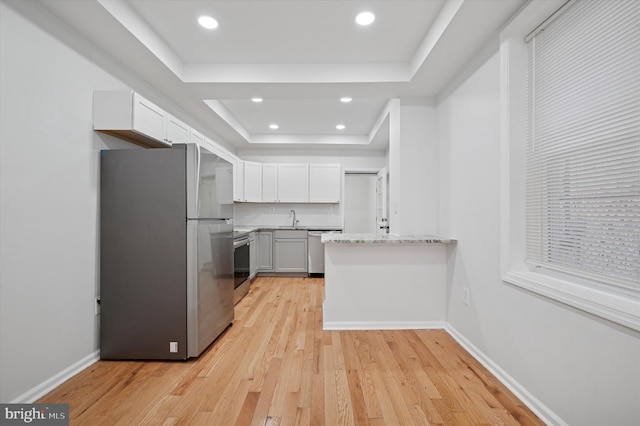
left=233, top=233, right=250, bottom=304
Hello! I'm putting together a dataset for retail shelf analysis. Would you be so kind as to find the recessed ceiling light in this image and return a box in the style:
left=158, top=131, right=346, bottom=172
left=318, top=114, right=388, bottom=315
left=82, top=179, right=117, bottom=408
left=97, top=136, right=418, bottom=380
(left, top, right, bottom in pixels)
left=198, top=16, right=218, bottom=29
left=355, top=11, right=375, bottom=26
left=340, top=97, right=352, bottom=103
left=251, top=97, right=263, bottom=103
left=336, top=124, right=346, bottom=130
left=269, top=124, right=279, bottom=130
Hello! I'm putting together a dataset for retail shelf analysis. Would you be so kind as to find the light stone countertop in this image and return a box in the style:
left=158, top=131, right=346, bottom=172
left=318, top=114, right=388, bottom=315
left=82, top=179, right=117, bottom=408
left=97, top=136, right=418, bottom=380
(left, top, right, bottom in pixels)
left=234, top=226, right=342, bottom=237
left=321, top=233, right=457, bottom=244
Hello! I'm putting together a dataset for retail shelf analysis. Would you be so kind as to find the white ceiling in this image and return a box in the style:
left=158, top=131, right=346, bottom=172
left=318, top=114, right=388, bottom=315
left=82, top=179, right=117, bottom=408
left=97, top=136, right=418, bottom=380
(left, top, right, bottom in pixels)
left=37, top=0, right=526, bottom=153
left=127, top=0, right=447, bottom=65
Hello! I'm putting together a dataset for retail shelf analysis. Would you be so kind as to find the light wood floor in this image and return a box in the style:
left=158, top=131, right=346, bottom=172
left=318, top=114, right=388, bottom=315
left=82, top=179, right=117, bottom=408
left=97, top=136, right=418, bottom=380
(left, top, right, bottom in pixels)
left=39, top=277, right=543, bottom=425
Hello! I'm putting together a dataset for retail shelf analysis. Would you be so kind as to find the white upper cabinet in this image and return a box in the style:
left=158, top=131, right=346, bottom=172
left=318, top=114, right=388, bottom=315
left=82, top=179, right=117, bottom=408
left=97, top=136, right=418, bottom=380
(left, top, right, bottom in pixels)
left=131, top=93, right=166, bottom=143
left=309, top=164, right=341, bottom=203
left=233, top=159, right=244, bottom=202
left=205, top=138, right=234, bottom=164
left=262, top=164, right=278, bottom=203
left=165, top=114, right=189, bottom=145
left=94, top=91, right=193, bottom=148
left=94, top=91, right=166, bottom=147
left=189, top=128, right=205, bottom=147
left=234, top=162, right=341, bottom=204
left=243, top=161, right=262, bottom=202
left=277, top=164, right=309, bottom=202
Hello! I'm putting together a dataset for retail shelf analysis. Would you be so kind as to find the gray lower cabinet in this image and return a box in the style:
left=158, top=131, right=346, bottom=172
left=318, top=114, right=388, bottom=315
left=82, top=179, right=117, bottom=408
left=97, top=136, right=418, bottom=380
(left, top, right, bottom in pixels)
left=257, top=231, right=274, bottom=271
left=274, top=230, right=308, bottom=273
left=249, top=231, right=257, bottom=278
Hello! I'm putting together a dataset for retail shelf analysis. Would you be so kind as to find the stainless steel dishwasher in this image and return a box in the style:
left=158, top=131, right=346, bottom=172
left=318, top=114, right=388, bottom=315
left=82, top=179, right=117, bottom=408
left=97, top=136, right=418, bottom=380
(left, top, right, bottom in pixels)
left=307, top=229, right=341, bottom=276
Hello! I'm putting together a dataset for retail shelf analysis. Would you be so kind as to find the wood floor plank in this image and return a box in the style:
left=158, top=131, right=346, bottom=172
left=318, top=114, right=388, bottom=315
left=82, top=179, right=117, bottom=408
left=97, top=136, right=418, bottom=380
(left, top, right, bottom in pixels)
left=294, top=406, right=310, bottom=425
left=386, top=332, right=448, bottom=424
left=296, top=358, right=314, bottom=408
left=281, top=391, right=300, bottom=425
left=287, top=347, right=305, bottom=393
left=342, top=332, right=383, bottom=420
left=368, top=364, right=403, bottom=425
left=268, top=350, right=296, bottom=416
left=206, top=376, right=251, bottom=423
left=309, top=373, right=325, bottom=425
left=408, top=403, right=431, bottom=426
left=234, top=391, right=259, bottom=426
left=322, top=345, right=339, bottom=425
left=36, top=277, right=543, bottom=425
left=344, top=368, right=371, bottom=426
left=249, top=357, right=283, bottom=426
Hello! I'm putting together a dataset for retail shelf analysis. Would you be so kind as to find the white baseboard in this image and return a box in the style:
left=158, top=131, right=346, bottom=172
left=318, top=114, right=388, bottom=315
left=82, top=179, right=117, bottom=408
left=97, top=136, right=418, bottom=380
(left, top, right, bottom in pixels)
left=323, top=320, right=446, bottom=330
left=444, top=325, right=565, bottom=426
left=11, top=350, right=100, bottom=403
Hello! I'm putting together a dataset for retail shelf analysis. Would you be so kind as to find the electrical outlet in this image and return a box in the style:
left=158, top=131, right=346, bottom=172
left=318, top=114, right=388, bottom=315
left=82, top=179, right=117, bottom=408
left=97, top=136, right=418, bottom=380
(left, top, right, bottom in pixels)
left=169, top=342, right=178, bottom=353
left=462, top=287, right=470, bottom=306
left=95, top=297, right=101, bottom=315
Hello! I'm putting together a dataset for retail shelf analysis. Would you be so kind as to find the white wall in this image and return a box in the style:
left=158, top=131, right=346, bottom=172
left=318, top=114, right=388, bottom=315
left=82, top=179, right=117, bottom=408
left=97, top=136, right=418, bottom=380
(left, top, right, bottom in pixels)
left=388, top=100, right=438, bottom=235
left=437, top=48, right=640, bottom=425
left=0, top=1, right=219, bottom=403
left=400, top=102, right=438, bottom=234
left=0, top=2, right=126, bottom=402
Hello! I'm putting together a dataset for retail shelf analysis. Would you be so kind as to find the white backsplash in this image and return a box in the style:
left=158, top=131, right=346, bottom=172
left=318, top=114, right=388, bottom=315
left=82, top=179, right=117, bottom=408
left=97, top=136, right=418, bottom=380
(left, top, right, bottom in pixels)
left=234, top=203, right=342, bottom=228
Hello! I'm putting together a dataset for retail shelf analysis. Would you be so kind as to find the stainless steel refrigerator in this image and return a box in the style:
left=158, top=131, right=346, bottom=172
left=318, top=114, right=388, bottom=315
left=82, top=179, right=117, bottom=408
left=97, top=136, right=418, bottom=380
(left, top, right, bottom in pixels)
left=100, top=143, right=234, bottom=360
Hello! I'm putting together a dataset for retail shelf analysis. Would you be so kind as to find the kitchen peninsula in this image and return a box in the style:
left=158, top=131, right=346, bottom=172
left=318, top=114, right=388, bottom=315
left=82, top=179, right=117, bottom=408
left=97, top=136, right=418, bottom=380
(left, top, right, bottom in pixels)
left=322, top=233, right=457, bottom=330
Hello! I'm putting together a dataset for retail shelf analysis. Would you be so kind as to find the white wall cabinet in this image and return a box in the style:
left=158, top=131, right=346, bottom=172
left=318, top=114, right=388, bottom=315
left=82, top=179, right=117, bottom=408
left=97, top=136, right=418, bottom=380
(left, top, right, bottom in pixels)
left=234, top=161, right=341, bottom=204
left=93, top=92, right=241, bottom=205
left=165, top=114, right=189, bottom=145
left=234, top=159, right=245, bottom=202
left=204, top=138, right=219, bottom=156
left=205, top=138, right=234, bottom=164
left=309, top=164, right=341, bottom=202
left=131, top=93, right=166, bottom=143
left=261, top=164, right=278, bottom=202
left=189, top=128, right=205, bottom=147
left=257, top=231, right=274, bottom=271
left=274, top=230, right=308, bottom=273
left=277, top=164, right=309, bottom=202
left=243, top=161, right=262, bottom=202
left=93, top=91, right=190, bottom=148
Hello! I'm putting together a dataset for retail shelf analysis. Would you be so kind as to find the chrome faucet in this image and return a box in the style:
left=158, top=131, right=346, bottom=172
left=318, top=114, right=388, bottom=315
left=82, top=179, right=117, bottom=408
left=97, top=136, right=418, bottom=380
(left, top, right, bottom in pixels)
left=289, top=209, right=299, bottom=228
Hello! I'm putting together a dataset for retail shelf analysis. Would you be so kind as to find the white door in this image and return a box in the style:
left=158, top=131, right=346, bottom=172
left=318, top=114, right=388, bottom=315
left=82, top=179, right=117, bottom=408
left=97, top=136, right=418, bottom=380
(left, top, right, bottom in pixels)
left=344, top=174, right=376, bottom=233
left=376, top=168, right=388, bottom=234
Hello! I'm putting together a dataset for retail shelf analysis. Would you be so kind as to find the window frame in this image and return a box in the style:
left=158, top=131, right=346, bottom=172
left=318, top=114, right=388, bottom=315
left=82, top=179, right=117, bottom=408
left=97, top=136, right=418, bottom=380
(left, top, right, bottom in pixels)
left=499, top=1, right=640, bottom=332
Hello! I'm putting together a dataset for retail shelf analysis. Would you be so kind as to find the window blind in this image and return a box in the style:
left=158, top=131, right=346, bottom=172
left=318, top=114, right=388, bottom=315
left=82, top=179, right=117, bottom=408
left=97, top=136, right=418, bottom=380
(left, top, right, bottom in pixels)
left=526, top=0, right=640, bottom=292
